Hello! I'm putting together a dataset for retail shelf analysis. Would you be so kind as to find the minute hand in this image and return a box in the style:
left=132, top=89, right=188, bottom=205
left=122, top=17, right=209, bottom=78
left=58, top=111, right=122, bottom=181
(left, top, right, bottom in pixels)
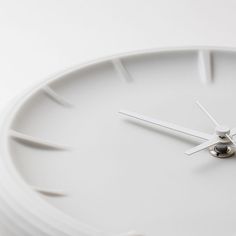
left=119, top=110, right=212, bottom=141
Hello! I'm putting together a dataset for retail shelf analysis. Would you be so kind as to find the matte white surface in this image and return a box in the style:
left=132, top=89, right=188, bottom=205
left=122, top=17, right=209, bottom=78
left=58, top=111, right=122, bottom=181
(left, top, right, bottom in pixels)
left=1, top=1, right=236, bottom=236
left=2, top=47, right=236, bottom=236
left=1, top=0, right=236, bottom=109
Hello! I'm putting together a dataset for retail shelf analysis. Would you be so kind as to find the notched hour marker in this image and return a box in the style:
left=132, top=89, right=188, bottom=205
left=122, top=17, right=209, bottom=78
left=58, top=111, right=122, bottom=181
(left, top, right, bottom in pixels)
left=112, top=58, right=133, bottom=82
left=9, top=130, right=69, bottom=151
left=198, top=50, right=213, bottom=84
left=117, top=231, right=144, bottom=236
left=31, top=186, right=67, bottom=197
left=42, top=85, right=73, bottom=108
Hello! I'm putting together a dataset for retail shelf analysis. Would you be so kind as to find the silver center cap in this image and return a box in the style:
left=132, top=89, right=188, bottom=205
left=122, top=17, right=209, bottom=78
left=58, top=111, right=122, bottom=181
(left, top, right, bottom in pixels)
left=210, top=125, right=234, bottom=158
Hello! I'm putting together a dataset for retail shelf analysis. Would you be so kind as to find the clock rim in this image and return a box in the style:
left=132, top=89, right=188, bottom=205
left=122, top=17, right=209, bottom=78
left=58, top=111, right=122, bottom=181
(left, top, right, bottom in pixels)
left=0, top=46, right=235, bottom=235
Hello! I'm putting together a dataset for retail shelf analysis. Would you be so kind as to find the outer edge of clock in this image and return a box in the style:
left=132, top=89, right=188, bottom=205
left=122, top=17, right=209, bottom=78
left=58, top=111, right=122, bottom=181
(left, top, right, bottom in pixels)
left=0, top=46, right=235, bottom=236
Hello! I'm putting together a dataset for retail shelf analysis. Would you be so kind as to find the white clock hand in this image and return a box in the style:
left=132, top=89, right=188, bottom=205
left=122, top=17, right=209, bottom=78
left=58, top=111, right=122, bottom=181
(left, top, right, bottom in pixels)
left=196, top=100, right=220, bottom=126
left=119, top=110, right=212, bottom=140
left=185, top=138, right=219, bottom=155
left=225, top=133, right=236, bottom=145
left=184, top=101, right=236, bottom=156
left=231, top=127, right=236, bottom=136
left=196, top=101, right=236, bottom=145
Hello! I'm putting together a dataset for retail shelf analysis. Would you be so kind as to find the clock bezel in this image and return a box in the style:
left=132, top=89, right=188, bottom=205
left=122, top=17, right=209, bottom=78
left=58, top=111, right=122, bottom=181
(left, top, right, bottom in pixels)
left=0, top=46, right=235, bottom=235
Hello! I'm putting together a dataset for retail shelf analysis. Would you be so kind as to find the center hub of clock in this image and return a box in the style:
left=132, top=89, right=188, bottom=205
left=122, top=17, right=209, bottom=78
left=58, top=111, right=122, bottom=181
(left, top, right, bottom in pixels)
left=215, top=126, right=230, bottom=137
left=209, top=126, right=235, bottom=158
left=209, top=144, right=234, bottom=158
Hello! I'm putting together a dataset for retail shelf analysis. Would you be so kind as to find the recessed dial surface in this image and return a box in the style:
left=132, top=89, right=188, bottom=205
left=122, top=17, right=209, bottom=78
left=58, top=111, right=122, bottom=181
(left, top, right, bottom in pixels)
left=7, top=49, right=236, bottom=236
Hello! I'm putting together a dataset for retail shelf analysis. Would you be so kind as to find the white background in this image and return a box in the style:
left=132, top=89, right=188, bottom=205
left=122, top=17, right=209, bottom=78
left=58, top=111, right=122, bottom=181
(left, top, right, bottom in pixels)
left=0, top=0, right=236, bottom=109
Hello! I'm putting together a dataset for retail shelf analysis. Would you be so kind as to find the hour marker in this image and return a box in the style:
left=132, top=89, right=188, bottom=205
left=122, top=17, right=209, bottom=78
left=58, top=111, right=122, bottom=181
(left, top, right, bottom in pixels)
left=31, top=186, right=66, bottom=197
left=118, top=231, right=144, bottom=236
left=9, top=130, right=69, bottom=151
left=42, top=85, right=73, bottom=107
left=198, top=50, right=213, bottom=84
left=112, top=58, right=133, bottom=82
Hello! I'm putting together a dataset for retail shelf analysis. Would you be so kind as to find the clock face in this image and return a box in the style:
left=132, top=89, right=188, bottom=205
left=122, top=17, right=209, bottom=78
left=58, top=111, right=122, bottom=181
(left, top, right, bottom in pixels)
left=5, top=48, right=236, bottom=236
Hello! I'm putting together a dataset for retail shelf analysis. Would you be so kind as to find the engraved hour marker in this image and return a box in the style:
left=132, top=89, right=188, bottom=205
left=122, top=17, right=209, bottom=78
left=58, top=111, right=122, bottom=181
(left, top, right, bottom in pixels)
left=112, top=58, right=133, bottom=82
left=31, top=186, right=66, bottom=197
left=9, top=130, right=69, bottom=151
left=43, top=85, right=73, bottom=108
left=198, top=50, right=213, bottom=84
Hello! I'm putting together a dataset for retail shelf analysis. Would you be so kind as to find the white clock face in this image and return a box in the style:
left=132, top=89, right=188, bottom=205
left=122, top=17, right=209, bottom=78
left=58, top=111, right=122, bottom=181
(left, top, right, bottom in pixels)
left=5, top=48, right=236, bottom=236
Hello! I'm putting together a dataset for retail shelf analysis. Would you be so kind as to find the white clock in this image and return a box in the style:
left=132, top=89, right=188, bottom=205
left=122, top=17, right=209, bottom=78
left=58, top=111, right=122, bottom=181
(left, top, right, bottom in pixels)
left=1, top=47, right=236, bottom=236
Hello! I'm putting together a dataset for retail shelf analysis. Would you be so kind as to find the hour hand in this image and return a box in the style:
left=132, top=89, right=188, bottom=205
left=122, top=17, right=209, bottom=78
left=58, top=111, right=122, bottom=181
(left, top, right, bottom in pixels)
left=119, top=110, right=212, bottom=141
left=185, top=138, right=219, bottom=155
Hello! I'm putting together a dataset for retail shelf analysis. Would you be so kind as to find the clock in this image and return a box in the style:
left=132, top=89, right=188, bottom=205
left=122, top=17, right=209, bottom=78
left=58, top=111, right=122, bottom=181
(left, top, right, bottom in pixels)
left=1, top=47, right=236, bottom=236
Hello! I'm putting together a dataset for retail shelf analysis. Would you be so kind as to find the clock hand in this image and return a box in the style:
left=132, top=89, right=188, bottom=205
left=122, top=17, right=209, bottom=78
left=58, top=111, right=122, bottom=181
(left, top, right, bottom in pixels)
left=196, top=100, right=220, bottom=126
left=185, top=101, right=236, bottom=157
left=185, top=138, right=220, bottom=155
left=119, top=110, right=212, bottom=140
left=225, top=133, right=236, bottom=145
left=231, top=127, right=236, bottom=136
left=196, top=101, right=236, bottom=145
